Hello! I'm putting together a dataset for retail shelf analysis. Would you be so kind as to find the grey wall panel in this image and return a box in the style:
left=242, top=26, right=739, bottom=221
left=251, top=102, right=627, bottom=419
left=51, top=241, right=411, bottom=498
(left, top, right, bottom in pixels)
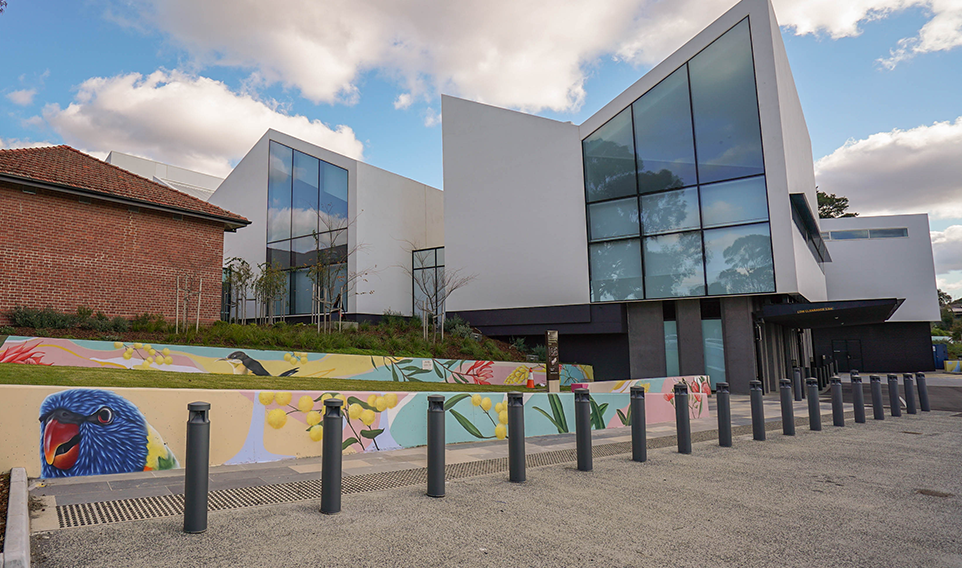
left=721, top=296, right=756, bottom=394
left=627, top=302, right=666, bottom=379
left=676, top=299, right=705, bottom=376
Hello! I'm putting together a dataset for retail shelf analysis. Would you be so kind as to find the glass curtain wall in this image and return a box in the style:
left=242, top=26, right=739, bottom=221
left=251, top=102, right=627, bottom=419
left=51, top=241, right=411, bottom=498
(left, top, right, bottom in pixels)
left=266, top=140, right=349, bottom=315
left=413, top=247, right=445, bottom=318
left=584, top=18, right=775, bottom=302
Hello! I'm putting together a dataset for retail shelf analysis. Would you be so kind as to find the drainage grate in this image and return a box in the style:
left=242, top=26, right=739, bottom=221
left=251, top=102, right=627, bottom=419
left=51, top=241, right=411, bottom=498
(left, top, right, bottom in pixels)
left=56, top=440, right=636, bottom=529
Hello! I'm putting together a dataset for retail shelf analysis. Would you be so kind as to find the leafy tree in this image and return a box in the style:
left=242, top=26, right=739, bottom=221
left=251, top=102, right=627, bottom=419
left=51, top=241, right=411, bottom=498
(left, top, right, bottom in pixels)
left=253, top=261, right=287, bottom=325
left=224, top=257, right=254, bottom=324
left=938, top=288, right=953, bottom=307
left=817, top=190, right=858, bottom=219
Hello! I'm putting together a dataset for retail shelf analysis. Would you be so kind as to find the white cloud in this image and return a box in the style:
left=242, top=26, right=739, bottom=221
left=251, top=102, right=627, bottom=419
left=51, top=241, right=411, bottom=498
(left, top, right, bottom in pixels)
left=41, top=70, right=363, bottom=177
left=6, top=89, right=37, bottom=106
left=932, top=225, right=962, bottom=273
left=111, top=0, right=962, bottom=114
left=814, top=117, right=962, bottom=220
left=0, top=138, right=56, bottom=149
left=423, top=107, right=441, bottom=128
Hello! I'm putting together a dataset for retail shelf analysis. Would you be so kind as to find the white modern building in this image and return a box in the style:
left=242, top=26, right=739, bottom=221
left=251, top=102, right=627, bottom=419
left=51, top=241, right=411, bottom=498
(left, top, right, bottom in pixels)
left=123, top=0, right=938, bottom=389
left=106, top=151, right=224, bottom=201
left=440, top=0, right=939, bottom=390
left=207, top=129, right=443, bottom=320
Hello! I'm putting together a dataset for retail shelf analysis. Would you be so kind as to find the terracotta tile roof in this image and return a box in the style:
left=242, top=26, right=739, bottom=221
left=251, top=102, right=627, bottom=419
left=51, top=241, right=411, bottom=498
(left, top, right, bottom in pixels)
left=0, top=145, right=248, bottom=225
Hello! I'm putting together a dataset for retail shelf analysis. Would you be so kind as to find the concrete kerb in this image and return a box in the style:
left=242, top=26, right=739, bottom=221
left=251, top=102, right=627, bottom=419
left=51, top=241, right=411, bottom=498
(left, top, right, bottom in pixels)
left=4, top=467, right=30, bottom=568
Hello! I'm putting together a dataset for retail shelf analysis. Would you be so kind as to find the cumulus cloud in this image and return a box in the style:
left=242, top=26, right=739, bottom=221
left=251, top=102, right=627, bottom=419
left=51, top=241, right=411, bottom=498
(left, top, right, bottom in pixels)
left=932, top=225, right=962, bottom=273
left=0, top=138, right=56, bottom=149
left=814, top=117, right=962, bottom=219
left=40, top=70, right=363, bottom=177
left=6, top=89, right=37, bottom=106
left=107, top=0, right=962, bottom=114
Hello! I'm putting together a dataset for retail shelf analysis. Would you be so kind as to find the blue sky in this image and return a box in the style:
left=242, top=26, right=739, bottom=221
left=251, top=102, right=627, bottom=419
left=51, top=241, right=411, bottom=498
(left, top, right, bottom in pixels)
left=2, top=0, right=961, bottom=296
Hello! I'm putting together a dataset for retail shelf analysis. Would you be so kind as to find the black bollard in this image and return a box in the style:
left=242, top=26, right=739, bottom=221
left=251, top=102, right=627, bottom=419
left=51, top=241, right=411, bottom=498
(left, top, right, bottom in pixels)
left=674, top=383, right=692, bottom=454
left=574, top=388, right=592, bottom=471
left=793, top=367, right=803, bottom=402
left=903, top=374, right=917, bottom=415
left=184, top=402, right=210, bottom=534
left=427, top=394, right=446, bottom=497
left=916, top=373, right=931, bottom=412
left=630, top=386, right=647, bottom=463
left=831, top=376, right=845, bottom=427
left=750, top=380, right=765, bottom=441
left=507, top=392, right=525, bottom=483
left=870, top=375, right=885, bottom=420
left=717, top=382, right=732, bottom=448
left=780, top=379, right=795, bottom=436
left=851, top=375, right=866, bottom=424
left=806, top=378, right=822, bottom=431
left=321, top=397, right=344, bottom=514
left=887, top=374, right=902, bottom=417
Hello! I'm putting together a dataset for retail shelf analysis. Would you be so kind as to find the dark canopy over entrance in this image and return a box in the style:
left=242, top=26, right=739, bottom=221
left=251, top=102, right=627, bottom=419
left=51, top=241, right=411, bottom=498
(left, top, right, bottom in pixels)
left=755, top=298, right=903, bottom=329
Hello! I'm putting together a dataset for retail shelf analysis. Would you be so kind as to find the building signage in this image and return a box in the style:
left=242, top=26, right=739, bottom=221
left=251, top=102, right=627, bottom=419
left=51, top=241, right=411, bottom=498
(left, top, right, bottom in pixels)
left=546, top=330, right=560, bottom=393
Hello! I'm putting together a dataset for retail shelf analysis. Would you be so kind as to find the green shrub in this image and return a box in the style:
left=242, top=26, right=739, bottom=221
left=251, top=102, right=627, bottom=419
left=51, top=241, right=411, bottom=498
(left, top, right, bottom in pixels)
left=131, top=313, right=168, bottom=333
left=0, top=326, right=14, bottom=335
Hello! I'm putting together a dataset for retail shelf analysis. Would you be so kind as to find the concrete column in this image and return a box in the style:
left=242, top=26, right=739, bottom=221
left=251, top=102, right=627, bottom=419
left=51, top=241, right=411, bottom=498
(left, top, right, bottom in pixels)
left=627, top=302, right=666, bottom=378
left=676, top=299, right=704, bottom=377
left=721, top=297, right=755, bottom=394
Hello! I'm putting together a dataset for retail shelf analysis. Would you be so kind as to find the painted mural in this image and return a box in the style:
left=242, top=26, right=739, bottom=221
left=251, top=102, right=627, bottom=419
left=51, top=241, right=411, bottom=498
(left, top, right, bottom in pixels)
left=0, top=382, right=709, bottom=478
left=0, top=336, right=593, bottom=386
left=38, top=389, right=179, bottom=478
left=945, top=360, right=961, bottom=373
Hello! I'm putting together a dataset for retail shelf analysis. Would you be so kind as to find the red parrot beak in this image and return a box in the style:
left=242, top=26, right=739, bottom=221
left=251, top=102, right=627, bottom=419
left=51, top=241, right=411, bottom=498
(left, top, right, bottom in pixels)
left=43, top=419, right=81, bottom=470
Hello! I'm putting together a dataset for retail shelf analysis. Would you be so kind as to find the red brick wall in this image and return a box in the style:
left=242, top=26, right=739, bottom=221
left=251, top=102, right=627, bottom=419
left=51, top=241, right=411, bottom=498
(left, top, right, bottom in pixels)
left=0, top=181, right=227, bottom=326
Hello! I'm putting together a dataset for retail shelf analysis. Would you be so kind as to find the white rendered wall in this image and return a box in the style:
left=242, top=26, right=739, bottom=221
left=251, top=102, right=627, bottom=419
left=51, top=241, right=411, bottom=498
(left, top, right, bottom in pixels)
left=822, top=214, right=940, bottom=322
left=443, top=95, right=589, bottom=311
left=354, top=162, right=443, bottom=316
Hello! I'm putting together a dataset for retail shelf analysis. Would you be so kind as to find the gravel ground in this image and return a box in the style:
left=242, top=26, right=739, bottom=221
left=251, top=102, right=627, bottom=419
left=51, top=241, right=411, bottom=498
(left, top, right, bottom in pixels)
left=33, top=413, right=962, bottom=568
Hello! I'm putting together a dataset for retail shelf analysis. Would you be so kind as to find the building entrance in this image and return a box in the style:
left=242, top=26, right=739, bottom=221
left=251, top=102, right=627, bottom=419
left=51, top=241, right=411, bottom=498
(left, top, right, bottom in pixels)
left=832, top=339, right=863, bottom=373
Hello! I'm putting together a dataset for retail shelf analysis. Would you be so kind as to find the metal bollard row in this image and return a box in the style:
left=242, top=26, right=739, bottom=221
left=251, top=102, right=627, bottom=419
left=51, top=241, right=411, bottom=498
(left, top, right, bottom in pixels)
left=321, top=398, right=344, bottom=513
left=575, top=388, right=593, bottom=471
left=675, top=383, right=692, bottom=454
left=630, top=387, right=647, bottom=462
left=916, top=372, right=930, bottom=412
left=508, top=392, right=525, bottom=483
left=903, top=374, right=918, bottom=414
left=806, top=378, right=822, bottom=431
left=780, top=378, right=795, bottom=436
left=717, top=382, right=732, bottom=448
left=750, top=380, right=765, bottom=441
left=871, top=375, right=885, bottom=420
left=852, top=374, right=866, bottom=424
left=831, top=376, right=845, bottom=427
left=887, top=374, right=902, bottom=417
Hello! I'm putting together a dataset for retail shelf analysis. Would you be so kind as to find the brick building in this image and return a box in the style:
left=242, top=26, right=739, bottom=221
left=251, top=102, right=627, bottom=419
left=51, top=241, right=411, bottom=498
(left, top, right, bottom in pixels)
left=0, top=145, right=248, bottom=326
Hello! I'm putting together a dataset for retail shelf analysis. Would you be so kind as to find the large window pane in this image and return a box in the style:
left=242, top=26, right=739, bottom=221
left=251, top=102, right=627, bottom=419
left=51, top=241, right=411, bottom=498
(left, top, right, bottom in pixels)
left=320, top=161, right=348, bottom=226
left=291, top=236, right=317, bottom=267
left=641, top=187, right=700, bottom=235
left=267, top=141, right=293, bottom=242
left=589, top=239, right=643, bottom=301
left=702, top=319, right=726, bottom=387
left=664, top=320, right=680, bottom=377
left=267, top=240, right=291, bottom=270
left=588, top=197, right=639, bottom=241
left=689, top=19, right=764, bottom=184
left=700, top=176, right=769, bottom=228
left=704, top=222, right=774, bottom=294
left=414, top=248, right=436, bottom=269
left=632, top=66, right=697, bottom=193
left=292, top=269, right=313, bottom=315
left=292, top=151, right=319, bottom=238
left=583, top=108, right=637, bottom=203
left=643, top=231, right=705, bottom=298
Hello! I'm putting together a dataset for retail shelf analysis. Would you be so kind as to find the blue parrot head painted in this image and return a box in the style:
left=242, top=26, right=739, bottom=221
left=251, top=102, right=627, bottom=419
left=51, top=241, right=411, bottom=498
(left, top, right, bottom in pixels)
left=39, top=389, right=149, bottom=478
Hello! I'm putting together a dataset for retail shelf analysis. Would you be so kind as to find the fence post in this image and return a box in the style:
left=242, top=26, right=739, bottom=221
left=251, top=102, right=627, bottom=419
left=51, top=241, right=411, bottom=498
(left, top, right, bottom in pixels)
left=851, top=374, right=866, bottom=424
left=427, top=394, right=446, bottom=497
left=806, top=378, right=821, bottom=431
left=674, top=383, right=692, bottom=454
left=717, top=382, right=732, bottom=448
left=321, top=398, right=344, bottom=514
left=780, top=378, right=795, bottom=436
left=508, top=392, right=525, bottom=483
left=887, top=374, right=902, bottom=417
left=630, top=386, right=647, bottom=463
left=575, top=388, right=592, bottom=471
left=184, top=402, right=211, bottom=533
left=831, top=376, right=845, bottom=427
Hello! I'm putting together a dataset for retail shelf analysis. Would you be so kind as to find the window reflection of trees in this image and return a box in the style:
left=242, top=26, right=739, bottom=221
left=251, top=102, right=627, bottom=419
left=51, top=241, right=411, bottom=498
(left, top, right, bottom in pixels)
left=590, top=240, right=642, bottom=302
left=645, top=232, right=704, bottom=298
left=584, top=138, right=637, bottom=202
left=708, top=233, right=774, bottom=294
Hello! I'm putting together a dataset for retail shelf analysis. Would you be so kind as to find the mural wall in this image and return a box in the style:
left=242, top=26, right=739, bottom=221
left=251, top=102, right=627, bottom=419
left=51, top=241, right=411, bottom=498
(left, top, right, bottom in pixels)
left=0, top=336, right=592, bottom=386
left=0, top=381, right=709, bottom=478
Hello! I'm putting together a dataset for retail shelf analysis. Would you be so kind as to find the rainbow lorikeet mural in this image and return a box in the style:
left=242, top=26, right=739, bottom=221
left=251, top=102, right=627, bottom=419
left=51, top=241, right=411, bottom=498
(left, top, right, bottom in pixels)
left=39, top=389, right=179, bottom=478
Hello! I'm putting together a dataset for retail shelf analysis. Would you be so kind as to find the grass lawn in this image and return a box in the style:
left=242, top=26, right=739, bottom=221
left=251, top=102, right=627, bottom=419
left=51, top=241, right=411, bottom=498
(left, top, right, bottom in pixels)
left=0, top=363, right=539, bottom=393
